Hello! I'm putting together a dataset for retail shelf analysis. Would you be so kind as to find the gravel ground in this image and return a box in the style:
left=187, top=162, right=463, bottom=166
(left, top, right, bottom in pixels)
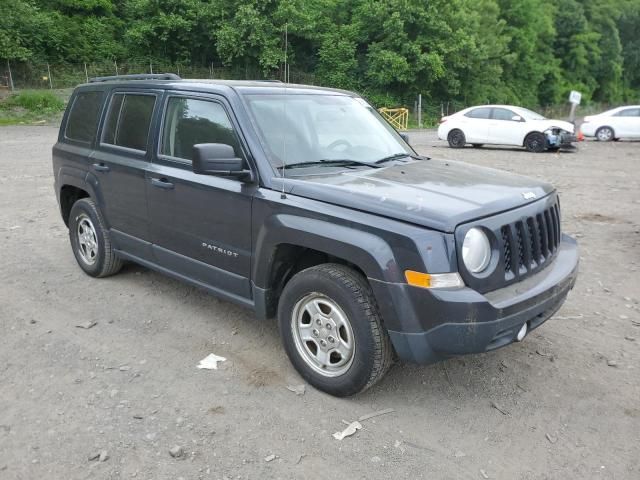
left=0, top=126, right=639, bottom=480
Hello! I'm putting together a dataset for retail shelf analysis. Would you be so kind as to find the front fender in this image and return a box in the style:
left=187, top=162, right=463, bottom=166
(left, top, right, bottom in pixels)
left=252, top=213, right=402, bottom=289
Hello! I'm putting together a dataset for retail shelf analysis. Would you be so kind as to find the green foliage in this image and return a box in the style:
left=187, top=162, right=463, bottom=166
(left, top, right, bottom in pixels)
left=0, top=90, right=66, bottom=125
left=4, top=90, right=65, bottom=111
left=1, top=0, right=638, bottom=106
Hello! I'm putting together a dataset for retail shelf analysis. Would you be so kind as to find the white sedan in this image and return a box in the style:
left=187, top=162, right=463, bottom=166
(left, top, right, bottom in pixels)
left=437, top=105, right=576, bottom=152
left=580, top=106, right=640, bottom=141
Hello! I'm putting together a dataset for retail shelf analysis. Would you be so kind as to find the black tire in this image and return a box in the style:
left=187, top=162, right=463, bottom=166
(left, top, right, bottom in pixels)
left=68, top=198, right=123, bottom=278
left=596, top=126, right=614, bottom=142
left=524, top=132, right=546, bottom=152
left=277, top=264, right=393, bottom=397
left=472, top=144, right=483, bottom=148
left=447, top=129, right=466, bottom=148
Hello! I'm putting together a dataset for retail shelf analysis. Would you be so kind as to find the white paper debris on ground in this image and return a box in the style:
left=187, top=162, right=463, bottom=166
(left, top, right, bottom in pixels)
left=197, top=353, right=227, bottom=370
left=286, top=384, right=306, bottom=396
left=76, top=321, right=97, bottom=329
left=332, top=421, right=362, bottom=440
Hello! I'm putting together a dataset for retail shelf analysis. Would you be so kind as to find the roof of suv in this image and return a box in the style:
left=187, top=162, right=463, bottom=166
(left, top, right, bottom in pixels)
left=80, top=77, right=355, bottom=97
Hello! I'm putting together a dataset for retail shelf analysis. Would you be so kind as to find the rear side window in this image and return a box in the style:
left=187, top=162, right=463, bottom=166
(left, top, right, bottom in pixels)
left=465, top=107, right=491, bottom=119
left=160, top=97, right=240, bottom=162
left=102, top=93, right=156, bottom=151
left=65, top=91, right=103, bottom=143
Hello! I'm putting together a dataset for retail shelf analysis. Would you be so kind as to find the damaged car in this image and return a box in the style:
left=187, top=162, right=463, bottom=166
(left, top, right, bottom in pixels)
left=438, top=105, right=576, bottom=152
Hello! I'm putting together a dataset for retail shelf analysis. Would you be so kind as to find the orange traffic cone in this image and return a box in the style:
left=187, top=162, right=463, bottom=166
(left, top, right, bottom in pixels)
left=577, top=130, right=585, bottom=141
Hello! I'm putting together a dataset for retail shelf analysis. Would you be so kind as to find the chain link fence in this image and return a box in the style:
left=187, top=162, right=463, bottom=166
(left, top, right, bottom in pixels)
left=0, top=60, right=316, bottom=91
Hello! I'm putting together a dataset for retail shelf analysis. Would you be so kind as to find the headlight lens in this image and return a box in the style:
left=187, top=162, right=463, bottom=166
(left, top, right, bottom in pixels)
left=462, top=228, right=491, bottom=273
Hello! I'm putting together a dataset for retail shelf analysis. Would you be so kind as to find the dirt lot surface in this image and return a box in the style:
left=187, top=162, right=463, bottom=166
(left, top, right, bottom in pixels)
left=1, top=126, right=639, bottom=480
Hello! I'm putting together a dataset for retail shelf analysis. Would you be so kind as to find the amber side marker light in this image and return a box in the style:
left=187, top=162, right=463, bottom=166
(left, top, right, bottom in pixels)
left=404, top=270, right=464, bottom=289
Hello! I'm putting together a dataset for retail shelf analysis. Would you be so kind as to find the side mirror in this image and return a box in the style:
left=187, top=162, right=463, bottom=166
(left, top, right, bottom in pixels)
left=512, top=115, right=524, bottom=122
left=192, top=143, right=252, bottom=181
left=400, top=132, right=410, bottom=144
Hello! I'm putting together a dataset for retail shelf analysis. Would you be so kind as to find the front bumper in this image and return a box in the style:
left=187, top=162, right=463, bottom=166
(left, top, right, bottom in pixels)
left=371, top=234, right=579, bottom=364
left=546, top=130, right=576, bottom=149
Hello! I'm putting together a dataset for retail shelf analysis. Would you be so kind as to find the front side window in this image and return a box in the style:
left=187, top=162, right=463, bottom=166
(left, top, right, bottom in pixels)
left=615, top=108, right=640, bottom=117
left=102, top=93, right=156, bottom=151
left=160, top=97, right=240, bottom=161
left=243, top=94, right=411, bottom=168
left=465, top=107, right=491, bottom=119
left=65, top=91, right=103, bottom=143
left=492, top=108, right=517, bottom=121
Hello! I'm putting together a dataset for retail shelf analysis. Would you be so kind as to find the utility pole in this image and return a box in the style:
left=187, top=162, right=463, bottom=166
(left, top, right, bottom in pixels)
left=47, top=63, right=53, bottom=89
left=418, top=94, right=422, bottom=129
left=6, top=60, right=14, bottom=91
left=84, top=63, right=89, bottom=83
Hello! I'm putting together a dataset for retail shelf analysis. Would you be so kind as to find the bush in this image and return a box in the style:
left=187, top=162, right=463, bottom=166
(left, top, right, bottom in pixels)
left=3, top=90, right=65, bottom=112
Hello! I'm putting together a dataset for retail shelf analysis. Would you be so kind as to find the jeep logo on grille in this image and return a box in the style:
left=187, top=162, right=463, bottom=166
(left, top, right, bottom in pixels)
left=522, top=191, right=537, bottom=200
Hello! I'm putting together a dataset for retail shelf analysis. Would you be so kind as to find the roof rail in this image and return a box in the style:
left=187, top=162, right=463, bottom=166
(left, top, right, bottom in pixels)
left=89, top=73, right=181, bottom=83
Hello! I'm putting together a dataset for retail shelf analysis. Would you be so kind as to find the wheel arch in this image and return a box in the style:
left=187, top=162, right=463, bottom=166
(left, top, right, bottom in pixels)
left=522, top=130, right=544, bottom=147
left=596, top=125, right=615, bottom=139
left=57, top=167, right=108, bottom=227
left=252, top=215, right=399, bottom=318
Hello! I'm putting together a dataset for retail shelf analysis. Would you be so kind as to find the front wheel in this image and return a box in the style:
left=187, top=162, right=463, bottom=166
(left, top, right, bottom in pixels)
left=596, top=126, right=614, bottom=142
left=447, top=129, right=466, bottom=148
left=524, top=132, right=546, bottom=152
left=277, top=264, right=393, bottom=397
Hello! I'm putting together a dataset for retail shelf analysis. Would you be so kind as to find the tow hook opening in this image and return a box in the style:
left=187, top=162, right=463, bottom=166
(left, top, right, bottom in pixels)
left=516, top=323, right=528, bottom=342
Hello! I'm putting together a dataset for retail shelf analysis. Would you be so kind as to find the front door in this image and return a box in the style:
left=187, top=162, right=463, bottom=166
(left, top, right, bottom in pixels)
left=613, top=107, right=640, bottom=137
left=146, top=92, right=256, bottom=300
left=487, top=107, right=527, bottom=145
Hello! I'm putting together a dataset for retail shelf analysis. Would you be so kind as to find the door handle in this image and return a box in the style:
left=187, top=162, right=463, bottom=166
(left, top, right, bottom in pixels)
left=92, top=163, right=110, bottom=172
left=150, top=178, right=174, bottom=190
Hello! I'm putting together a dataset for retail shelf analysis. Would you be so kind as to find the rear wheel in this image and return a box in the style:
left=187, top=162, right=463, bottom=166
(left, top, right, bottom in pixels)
left=68, top=198, right=123, bottom=278
left=277, top=264, right=393, bottom=397
left=596, top=126, right=614, bottom=141
left=447, top=129, right=466, bottom=148
left=524, top=132, right=546, bottom=153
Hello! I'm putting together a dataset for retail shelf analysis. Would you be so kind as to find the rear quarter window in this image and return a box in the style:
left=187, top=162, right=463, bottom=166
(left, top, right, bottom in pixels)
left=64, top=91, right=103, bottom=143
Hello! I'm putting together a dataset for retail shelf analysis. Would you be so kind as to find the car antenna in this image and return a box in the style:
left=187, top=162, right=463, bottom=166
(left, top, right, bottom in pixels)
left=280, top=23, right=288, bottom=200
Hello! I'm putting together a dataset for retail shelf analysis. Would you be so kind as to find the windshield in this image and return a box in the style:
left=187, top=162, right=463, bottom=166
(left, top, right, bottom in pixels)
left=517, top=108, right=547, bottom=120
left=243, top=94, right=412, bottom=168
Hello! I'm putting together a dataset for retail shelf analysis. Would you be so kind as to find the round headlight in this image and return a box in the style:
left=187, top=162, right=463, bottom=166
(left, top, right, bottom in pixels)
left=462, top=228, right=491, bottom=273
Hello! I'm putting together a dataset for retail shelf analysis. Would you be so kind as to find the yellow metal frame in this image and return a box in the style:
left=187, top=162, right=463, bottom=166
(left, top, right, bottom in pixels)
left=378, top=107, right=408, bottom=130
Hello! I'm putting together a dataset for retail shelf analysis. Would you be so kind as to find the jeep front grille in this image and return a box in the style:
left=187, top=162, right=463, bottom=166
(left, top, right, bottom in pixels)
left=501, top=202, right=561, bottom=280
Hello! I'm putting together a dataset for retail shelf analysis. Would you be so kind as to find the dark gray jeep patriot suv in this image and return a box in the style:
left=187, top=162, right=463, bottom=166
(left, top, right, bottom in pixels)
left=53, top=74, right=579, bottom=396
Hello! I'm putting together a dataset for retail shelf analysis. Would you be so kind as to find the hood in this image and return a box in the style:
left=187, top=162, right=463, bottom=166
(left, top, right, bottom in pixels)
left=530, top=119, right=575, bottom=133
left=281, top=159, right=554, bottom=232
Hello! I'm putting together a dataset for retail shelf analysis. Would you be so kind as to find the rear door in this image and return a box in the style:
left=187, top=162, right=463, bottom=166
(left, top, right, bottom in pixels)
left=460, top=107, right=491, bottom=143
left=146, top=91, right=256, bottom=301
left=488, top=107, right=527, bottom=145
left=91, top=89, right=161, bottom=257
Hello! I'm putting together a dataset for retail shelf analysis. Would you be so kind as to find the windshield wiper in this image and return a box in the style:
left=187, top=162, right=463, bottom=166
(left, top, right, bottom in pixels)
left=374, top=152, right=425, bottom=164
left=280, top=159, right=381, bottom=170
